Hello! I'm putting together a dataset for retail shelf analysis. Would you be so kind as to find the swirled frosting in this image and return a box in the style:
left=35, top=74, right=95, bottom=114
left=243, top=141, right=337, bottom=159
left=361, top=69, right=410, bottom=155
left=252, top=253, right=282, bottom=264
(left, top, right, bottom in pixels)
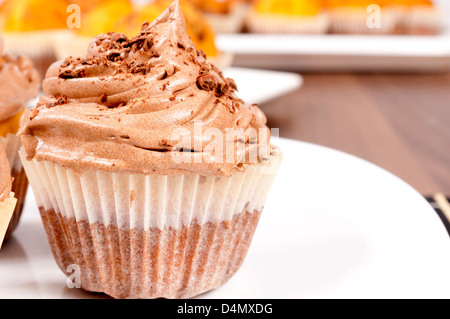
left=19, top=1, right=272, bottom=176
left=0, top=37, right=40, bottom=122
left=0, top=142, right=12, bottom=201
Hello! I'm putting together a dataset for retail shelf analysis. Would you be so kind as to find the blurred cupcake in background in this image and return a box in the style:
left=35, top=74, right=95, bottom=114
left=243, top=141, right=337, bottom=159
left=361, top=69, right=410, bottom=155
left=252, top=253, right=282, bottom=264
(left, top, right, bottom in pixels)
left=388, top=0, right=442, bottom=35
left=0, top=0, right=70, bottom=77
left=246, top=0, right=329, bottom=34
left=0, top=37, right=40, bottom=243
left=183, top=0, right=250, bottom=33
left=324, top=0, right=398, bottom=34
left=0, top=142, right=17, bottom=248
left=54, top=0, right=233, bottom=70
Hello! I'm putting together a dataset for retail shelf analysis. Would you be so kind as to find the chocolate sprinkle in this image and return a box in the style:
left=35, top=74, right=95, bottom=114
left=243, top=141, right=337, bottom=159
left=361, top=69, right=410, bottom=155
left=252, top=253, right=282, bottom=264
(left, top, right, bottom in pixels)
left=197, top=74, right=217, bottom=92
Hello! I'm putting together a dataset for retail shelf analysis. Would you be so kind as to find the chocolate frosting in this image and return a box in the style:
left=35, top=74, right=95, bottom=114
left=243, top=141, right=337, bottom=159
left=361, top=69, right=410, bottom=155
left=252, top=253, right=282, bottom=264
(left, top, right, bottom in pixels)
left=0, top=142, right=12, bottom=201
left=19, top=1, right=272, bottom=176
left=0, top=37, right=40, bottom=122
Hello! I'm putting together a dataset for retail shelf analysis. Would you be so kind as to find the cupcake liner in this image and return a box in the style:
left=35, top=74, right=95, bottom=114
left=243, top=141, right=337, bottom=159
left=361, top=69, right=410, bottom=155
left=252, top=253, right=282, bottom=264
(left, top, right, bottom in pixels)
left=0, top=192, right=17, bottom=249
left=246, top=12, right=330, bottom=34
left=328, top=7, right=398, bottom=35
left=19, top=147, right=282, bottom=298
left=0, top=134, right=28, bottom=241
left=5, top=167, right=28, bottom=240
left=204, top=3, right=251, bottom=34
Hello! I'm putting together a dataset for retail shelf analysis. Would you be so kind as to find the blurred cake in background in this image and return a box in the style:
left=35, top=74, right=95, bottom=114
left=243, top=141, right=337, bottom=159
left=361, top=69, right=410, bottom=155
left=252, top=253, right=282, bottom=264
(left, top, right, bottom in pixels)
left=183, top=0, right=250, bottom=33
left=324, top=0, right=398, bottom=34
left=246, top=0, right=329, bottom=34
left=54, top=0, right=232, bottom=70
left=0, top=0, right=69, bottom=77
left=388, top=0, right=442, bottom=35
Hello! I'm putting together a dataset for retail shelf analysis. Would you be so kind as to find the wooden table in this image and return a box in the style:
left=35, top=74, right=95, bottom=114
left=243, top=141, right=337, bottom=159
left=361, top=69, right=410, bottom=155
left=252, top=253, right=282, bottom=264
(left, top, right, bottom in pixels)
left=259, top=72, right=450, bottom=196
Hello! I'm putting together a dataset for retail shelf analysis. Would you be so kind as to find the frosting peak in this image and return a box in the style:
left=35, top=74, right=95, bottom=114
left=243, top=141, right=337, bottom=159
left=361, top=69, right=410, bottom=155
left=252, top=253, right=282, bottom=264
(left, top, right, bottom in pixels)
left=19, top=1, right=271, bottom=176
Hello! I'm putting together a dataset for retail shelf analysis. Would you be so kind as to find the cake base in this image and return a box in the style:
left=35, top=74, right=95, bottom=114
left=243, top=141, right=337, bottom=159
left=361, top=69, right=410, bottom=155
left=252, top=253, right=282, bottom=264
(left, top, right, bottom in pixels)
left=39, top=207, right=262, bottom=299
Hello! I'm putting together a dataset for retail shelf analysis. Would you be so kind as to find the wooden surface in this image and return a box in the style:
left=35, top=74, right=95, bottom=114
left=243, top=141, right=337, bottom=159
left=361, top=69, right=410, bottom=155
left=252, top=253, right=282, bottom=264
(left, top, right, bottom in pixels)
left=260, top=72, right=450, bottom=196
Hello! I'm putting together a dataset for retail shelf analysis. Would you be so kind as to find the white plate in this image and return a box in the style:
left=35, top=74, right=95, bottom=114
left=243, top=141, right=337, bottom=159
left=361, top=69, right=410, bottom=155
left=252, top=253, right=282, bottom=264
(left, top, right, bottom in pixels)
left=217, top=32, right=450, bottom=72
left=1, top=138, right=450, bottom=299
left=224, top=67, right=303, bottom=104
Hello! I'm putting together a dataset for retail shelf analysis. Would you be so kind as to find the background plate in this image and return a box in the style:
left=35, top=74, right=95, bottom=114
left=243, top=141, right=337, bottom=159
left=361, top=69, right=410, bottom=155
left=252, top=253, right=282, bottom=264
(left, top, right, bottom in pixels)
left=217, top=32, right=450, bottom=72
left=224, top=67, right=303, bottom=104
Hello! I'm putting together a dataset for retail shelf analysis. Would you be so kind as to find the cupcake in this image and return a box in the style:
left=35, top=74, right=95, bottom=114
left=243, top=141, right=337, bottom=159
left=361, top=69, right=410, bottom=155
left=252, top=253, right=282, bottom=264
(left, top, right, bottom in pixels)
left=18, top=0, right=281, bottom=299
left=388, top=0, right=442, bottom=35
left=183, top=0, right=250, bottom=33
left=0, top=0, right=70, bottom=78
left=324, top=0, right=398, bottom=34
left=0, top=38, right=40, bottom=242
left=246, top=0, right=329, bottom=34
left=0, top=142, right=17, bottom=248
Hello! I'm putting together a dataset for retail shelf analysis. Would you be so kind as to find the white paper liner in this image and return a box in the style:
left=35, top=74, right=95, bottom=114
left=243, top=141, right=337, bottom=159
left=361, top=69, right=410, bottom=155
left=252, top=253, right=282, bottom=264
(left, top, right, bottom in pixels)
left=246, top=12, right=330, bottom=34
left=328, top=7, right=397, bottom=34
left=20, top=147, right=281, bottom=230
